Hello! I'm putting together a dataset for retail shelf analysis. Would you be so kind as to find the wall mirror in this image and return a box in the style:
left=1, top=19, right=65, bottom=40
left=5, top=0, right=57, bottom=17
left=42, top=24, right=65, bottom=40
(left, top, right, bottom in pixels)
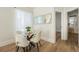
left=34, top=16, right=44, bottom=24
left=34, top=13, right=52, bottom=24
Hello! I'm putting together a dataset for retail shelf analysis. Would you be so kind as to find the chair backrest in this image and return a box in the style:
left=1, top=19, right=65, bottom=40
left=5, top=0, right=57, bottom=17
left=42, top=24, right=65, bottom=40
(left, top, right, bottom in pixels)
left=15, top=31, right=29, bottom=47
left=33, top=30, right=41, bottom=41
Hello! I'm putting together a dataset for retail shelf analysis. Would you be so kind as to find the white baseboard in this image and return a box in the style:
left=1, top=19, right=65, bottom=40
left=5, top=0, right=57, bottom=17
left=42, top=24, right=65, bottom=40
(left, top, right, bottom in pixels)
left=0, top=39, right=15, bottom=47
left=41, top=37, right=56, bottom=44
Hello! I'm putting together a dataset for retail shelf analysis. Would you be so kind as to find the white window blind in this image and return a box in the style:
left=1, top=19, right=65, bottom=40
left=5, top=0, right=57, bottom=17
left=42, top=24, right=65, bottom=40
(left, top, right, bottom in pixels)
left=15, top=9, right=32, bottom=31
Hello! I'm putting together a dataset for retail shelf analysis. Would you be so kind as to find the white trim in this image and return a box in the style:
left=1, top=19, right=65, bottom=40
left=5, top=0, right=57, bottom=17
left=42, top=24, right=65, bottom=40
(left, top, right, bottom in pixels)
left=0, top=39, right=15, bottom=47
left=41, top=37, right=55, bottom=44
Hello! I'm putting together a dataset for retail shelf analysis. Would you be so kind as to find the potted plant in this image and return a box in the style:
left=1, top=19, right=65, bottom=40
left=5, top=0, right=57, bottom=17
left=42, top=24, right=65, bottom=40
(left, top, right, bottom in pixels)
left=25, top=26, right=31, bottom=32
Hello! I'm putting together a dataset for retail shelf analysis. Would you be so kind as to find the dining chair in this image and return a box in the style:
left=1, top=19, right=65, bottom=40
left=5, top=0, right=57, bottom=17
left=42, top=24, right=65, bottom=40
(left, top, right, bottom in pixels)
left=15, top=31, right=30, bottom=52
left=30, top=30, right=41, bottom=51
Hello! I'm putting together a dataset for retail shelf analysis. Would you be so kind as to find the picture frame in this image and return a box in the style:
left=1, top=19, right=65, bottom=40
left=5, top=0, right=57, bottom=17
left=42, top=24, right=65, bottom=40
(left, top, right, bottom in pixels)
left=34, top=13, right=52, bottom=24
left=44, top=13, right=52, bottom=24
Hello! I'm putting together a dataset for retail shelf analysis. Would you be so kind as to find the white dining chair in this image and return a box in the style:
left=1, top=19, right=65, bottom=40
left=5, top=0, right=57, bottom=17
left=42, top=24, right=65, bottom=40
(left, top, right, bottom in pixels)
left=15, top=31, right=30, bottom=52
left=30, top=30, right=41, bottom=51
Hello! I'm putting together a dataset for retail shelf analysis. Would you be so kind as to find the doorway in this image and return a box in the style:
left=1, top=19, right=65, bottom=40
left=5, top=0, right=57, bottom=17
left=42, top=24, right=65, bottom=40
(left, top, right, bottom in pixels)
left=56, top=12, right=61, bottom=42
left=67, top=9, right=78, bottom=46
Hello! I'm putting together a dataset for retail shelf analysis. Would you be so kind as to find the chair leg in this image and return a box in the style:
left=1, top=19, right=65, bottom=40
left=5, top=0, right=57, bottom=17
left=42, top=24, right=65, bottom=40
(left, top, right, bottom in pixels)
left=39, top=41, right=41, bottom=46
left=36, top=43, right=39, bottom=52
left=16, top=46, right=19, bottom=52
left=28, top=44, right=32, bottom=51
left=22, top=47, right=26, bottom=52
left=26, top=46, right=29, bottom=52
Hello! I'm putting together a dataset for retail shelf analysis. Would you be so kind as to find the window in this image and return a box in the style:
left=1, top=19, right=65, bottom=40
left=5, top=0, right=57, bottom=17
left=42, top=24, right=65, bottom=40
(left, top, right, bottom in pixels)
left=15, top=9, right=32, bottom=31
left=69, top=17, right=75, bottom=24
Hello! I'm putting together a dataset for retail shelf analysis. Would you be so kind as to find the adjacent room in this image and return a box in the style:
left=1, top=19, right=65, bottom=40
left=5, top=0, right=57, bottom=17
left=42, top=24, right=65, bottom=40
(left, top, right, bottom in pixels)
left=67, top=9, right=78, bottom=47
left=56, top=12, right=61, bottom=42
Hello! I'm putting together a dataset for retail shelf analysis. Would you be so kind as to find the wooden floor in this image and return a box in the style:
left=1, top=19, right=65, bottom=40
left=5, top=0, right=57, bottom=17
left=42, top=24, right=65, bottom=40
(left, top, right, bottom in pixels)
left=0, top=39, right=79, bottom=52
left=0, top=32, right=79, bottom=52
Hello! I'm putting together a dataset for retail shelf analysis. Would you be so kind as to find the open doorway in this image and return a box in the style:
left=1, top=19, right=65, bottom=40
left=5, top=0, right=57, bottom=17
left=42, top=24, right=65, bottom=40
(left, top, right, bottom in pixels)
left=56, top=12, right=61, bottom=42
left=67, top=9, right=78, bottom=46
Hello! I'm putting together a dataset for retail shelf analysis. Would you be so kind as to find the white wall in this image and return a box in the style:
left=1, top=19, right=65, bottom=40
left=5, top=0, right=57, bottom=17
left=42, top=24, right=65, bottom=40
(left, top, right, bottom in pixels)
left=0, top=8, right=15, bottom=47
left=61, top=8, right=68, bottom=40
left=33, top=7, right=56, bottom=43
left=0, top=7, right=33, bottom=47
left=15, top=7, right=33, bottom=13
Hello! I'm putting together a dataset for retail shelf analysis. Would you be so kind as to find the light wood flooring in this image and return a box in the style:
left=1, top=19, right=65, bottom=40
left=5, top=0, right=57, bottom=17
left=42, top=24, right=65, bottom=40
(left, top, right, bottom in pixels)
left=0, top=32, right=79, bottom=52
left=0, top=39, right=79, bottom=52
